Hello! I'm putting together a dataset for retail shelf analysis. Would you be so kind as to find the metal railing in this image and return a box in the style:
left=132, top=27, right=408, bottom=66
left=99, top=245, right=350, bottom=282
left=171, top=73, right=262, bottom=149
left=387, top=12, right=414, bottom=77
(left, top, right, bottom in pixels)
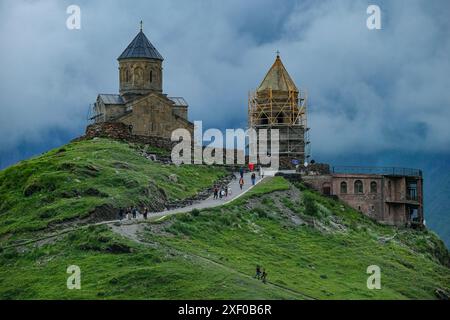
left=331, top=166, right=422, bottom=177
left=385, top=192, right=419, bottom=203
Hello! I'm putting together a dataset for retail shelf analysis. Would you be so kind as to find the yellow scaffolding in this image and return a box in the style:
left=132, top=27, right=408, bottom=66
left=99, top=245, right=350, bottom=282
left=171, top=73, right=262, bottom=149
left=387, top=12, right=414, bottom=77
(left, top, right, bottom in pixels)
left=248, top=88, right=307, bottom=129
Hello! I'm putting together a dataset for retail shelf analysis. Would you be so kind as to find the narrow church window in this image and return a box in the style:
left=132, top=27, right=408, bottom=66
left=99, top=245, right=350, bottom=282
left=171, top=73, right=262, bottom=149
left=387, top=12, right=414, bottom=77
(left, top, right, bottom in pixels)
left=125, top=69, right=129, bottom=82
left=340, top=181, right=347, bottom=194
left=370, top=181, right=377, bottom=193
left=261, top=114, right=268, bottom=125
left=150, top=70, right=153, bottom=83
left=322, top=182, right=331, bottom=196
left=277, top=112, right=284, bottom=124
left=354, top=180, right=363, bottom=194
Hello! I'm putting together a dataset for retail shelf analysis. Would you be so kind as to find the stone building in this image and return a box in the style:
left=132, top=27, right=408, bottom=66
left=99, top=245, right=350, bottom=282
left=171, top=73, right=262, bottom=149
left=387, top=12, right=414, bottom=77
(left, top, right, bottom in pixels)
left=247, top=55, right=424, bottom=228
left=248, top=54, right=309, bottom=169
left=91, top=25, right=193, bottom=139
left=301, top=166, right=424, bottom=227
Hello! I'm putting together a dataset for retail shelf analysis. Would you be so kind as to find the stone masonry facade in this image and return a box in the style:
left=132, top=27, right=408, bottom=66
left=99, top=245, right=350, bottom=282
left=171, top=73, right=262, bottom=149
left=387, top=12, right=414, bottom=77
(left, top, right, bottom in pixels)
left=91, top=28, right=194, bottom=141
left=301, top=165, right=424, bottom=227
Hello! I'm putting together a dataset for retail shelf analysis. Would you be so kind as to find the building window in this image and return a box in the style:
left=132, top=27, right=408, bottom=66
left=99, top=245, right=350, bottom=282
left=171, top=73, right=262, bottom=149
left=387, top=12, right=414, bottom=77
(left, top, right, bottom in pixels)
left=260, top=114, right=268, bottom=125
left=150, top=70, right=153, bottom=83
left=354, top=180, right=363, bottom=194
left=125, top=69, right=129, bottom=82
left=370, top=181, right=377, bottom=193
left=277, top=112, right=284, bottom=124
left=407, top=180, right=418, bottom=201
left=340, top=181, right=347, bottom=194
left=322, top=182, right=331, bottom=196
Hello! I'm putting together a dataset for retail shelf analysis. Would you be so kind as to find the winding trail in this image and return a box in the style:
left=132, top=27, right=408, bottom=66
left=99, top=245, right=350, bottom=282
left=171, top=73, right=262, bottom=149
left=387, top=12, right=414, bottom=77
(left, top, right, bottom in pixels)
left=118, top=171, right=264, bottom=223
left=4, top=172, right=263, bottom=249
left=110, top=172, right=317, bottom=300
left=5, top=171, right=317, bottom=299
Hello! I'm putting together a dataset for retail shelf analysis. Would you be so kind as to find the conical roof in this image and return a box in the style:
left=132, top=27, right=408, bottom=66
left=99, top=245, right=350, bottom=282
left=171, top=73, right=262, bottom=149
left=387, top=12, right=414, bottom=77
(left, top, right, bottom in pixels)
left=118, top=30, right=164, bottom=61
left=258, top=55, right=298, bottom=92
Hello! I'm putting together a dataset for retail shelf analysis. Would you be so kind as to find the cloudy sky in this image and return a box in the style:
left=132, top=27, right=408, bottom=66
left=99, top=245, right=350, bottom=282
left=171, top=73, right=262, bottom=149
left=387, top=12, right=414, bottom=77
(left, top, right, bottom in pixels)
left=0, top=0, right=449, bottom=168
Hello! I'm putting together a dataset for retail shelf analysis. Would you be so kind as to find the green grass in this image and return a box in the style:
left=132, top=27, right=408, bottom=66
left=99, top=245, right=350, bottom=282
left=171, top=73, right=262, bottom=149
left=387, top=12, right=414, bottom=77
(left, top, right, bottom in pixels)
left=0, top=225, right=297, bottom=299
left=0, top=150, right=448, bottom=299
left=142, top=179, right=450, bottom=300
left=228, top=176, right=290, bottom=206
left=0, top=138, right=227, bottom=236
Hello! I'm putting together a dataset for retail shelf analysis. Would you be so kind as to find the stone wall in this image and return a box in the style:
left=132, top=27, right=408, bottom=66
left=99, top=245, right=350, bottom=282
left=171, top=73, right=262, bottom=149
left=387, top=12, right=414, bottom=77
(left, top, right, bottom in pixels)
left=79, top=122, right=246, bottom=166
left=301, top=172, right=423, bottom=227
left=331, top=174, right=384, bottom=222
left=298, top=163, right=330, bottom=175
left=117, top=94, right=194, bottom=139
left=80, top=122, right=176, bottom=150
left=119, top=59, right=163, bottom=96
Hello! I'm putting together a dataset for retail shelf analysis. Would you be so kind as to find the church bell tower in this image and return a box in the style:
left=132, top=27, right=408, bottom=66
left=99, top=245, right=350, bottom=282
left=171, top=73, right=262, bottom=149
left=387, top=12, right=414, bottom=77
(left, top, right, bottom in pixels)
left=248, top=53, right=309, bottom=169
left=118, top=22, right=164, bottom=100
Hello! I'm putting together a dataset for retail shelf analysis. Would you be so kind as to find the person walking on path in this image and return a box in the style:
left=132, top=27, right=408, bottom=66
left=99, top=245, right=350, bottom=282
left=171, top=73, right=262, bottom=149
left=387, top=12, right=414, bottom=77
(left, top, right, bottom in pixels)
left=254, top=265, right=262, bottom=279
left=261, top=269, right=267, bottom=284
left=213, top=186, right=219, bottom=200
left=143, top=207, right=148, bottom=220
left=126, top=207, right=131, bottom=220
left=239, top=167, right=244, bottom=179
left=118, top=208, right=124, bottom=220
left=251, top=172, right=256, bottom=186
left=219, top=188, right=223, bottom=199
left=132, top=206, right=137, bottom=219
left=239, top=177, right=244, bottom=190
left=228, top=186, right=232, bottom=196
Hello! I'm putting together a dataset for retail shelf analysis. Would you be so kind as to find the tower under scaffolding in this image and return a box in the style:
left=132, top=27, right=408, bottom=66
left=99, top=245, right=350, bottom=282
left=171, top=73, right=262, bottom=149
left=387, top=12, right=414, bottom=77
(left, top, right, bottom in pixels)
left=248, top=54, right=310, bottom=169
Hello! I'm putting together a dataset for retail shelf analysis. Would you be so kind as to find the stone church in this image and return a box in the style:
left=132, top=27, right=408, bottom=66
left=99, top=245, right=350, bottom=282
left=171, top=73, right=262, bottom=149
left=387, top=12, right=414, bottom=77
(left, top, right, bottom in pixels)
left=91, top=25, right=194, bottom=138
left=250, top=55, right=424, bottom=228
left=248, top=54, right=308, bottom=169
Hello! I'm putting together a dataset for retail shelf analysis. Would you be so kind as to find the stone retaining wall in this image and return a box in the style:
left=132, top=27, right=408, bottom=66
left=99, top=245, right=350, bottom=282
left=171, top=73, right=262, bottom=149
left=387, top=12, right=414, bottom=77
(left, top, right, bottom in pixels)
left=78, top=122, right=176, bottom=150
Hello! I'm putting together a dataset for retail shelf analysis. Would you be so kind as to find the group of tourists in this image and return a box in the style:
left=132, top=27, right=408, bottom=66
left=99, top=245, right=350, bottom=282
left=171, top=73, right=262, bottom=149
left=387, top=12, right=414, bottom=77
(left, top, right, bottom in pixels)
left=238, top=167, right=258, bottom=190
left=118, top=164, right=262, bottom=217
left=213, top=185, right=232, bottom=199
left=118, top=206, right=149, bottom=220
left=254, top=265, right=268, bottom=284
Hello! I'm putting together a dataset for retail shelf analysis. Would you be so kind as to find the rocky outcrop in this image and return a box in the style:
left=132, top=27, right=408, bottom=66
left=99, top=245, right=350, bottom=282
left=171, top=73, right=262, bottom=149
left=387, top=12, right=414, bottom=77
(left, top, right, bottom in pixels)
left=75, top=122, right=176, bottom=151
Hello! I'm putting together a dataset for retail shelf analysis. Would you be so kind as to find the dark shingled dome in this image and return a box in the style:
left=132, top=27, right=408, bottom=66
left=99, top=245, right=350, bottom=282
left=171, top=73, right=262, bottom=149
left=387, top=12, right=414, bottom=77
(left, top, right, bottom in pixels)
left=118, top=31, right=164, bottom=61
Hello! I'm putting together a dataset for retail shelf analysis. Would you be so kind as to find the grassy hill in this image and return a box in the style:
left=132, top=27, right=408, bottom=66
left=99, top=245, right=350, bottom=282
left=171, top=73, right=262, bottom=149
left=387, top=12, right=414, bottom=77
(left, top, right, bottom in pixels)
left=0, top=138, right=227, bottom=237
left=0, top=139, right=449, bottom=299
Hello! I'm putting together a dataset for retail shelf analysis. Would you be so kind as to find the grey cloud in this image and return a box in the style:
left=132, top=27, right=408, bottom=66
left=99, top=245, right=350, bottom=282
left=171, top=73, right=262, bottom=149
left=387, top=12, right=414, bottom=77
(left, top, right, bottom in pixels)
left=0, top=0, right=449, bottom=157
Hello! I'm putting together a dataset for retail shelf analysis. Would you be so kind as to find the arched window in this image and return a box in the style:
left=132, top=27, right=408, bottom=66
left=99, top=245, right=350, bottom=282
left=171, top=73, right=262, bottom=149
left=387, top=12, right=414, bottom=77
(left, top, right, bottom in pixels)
left=150, top=70, right=153, bottom=83
left=277, top=112, right=284, bottom=124
left=340, top=181, right=347, bottom=194
left=370, top=181, right=377, bottom=193
left=354, top=180, right=363, bottom=194
left=125, top=69, right=129, bottom=82
left=260, top=114, right=268, bottom=125
left=322, top=182, right=331, bottom=196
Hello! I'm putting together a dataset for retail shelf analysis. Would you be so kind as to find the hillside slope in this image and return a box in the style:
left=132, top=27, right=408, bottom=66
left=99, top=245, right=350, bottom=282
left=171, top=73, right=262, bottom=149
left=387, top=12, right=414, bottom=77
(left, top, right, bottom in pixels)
left=0, top=173, right=448, bottom=299
left=0, top=138, right=227, bottom=237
